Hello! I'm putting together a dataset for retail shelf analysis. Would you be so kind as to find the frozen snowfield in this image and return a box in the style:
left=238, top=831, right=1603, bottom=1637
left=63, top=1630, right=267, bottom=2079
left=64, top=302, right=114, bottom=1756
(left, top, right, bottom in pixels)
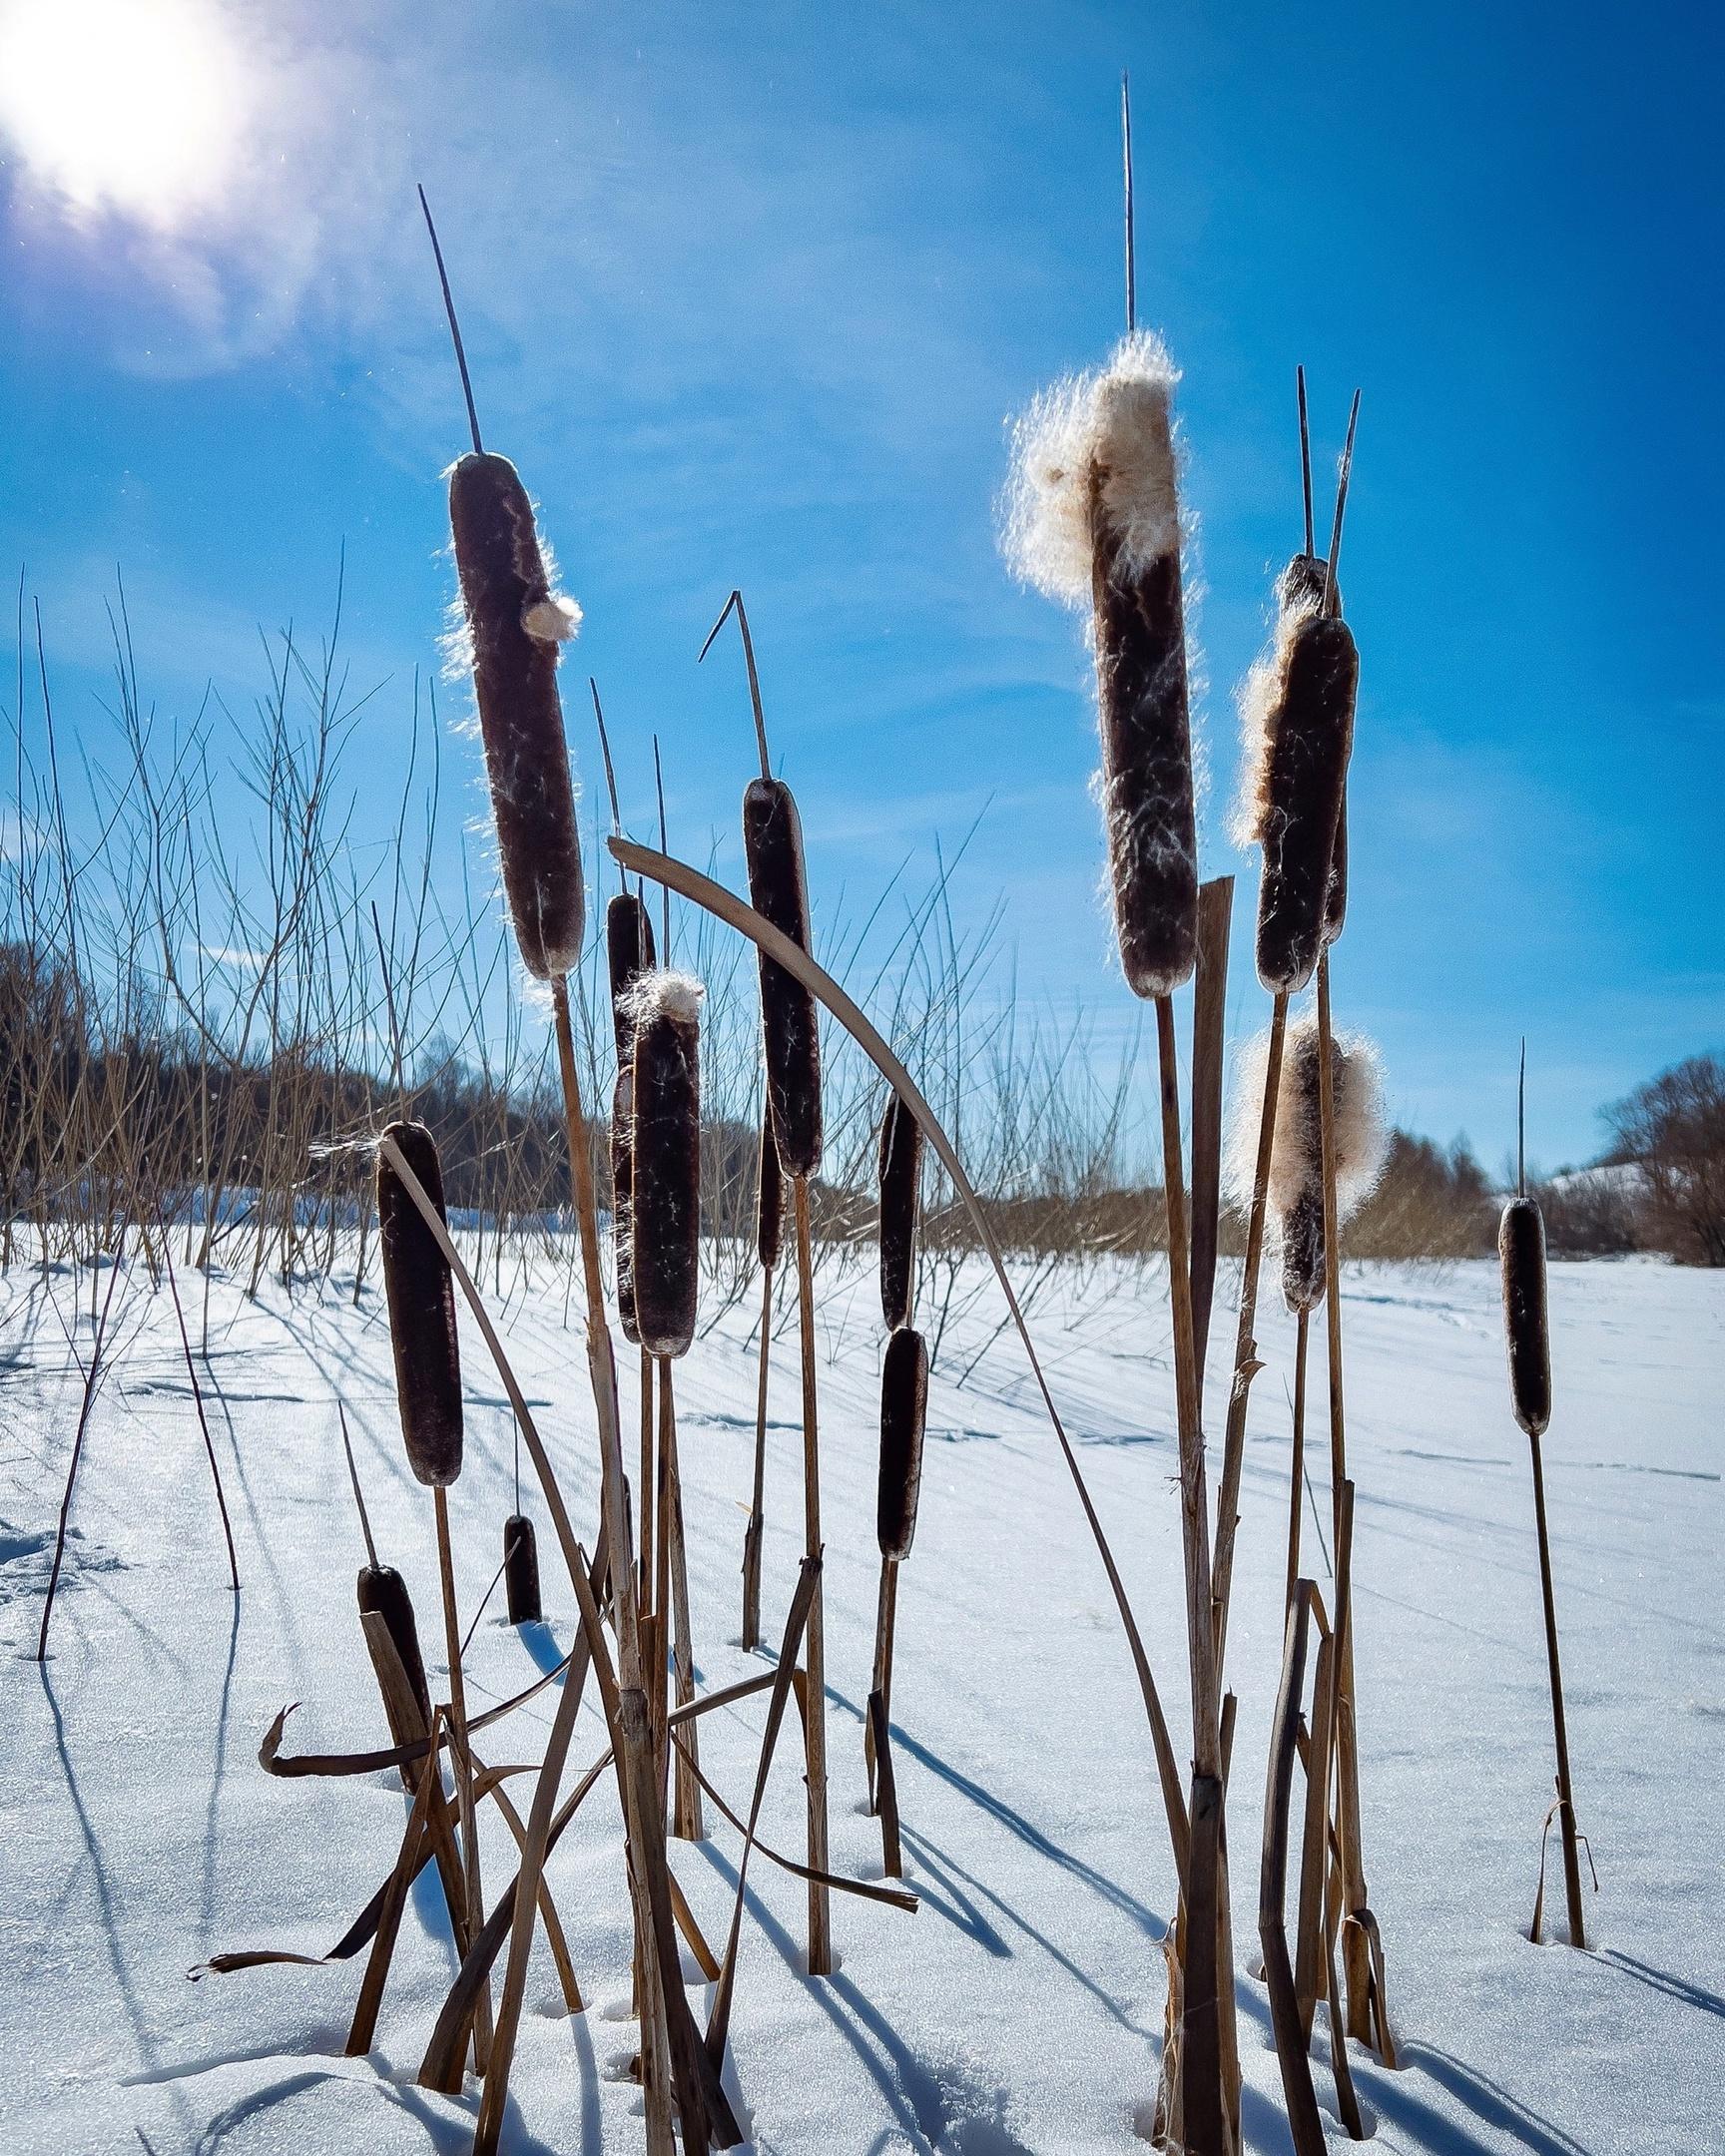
left=2, top=1245, right=1720, bottom=2154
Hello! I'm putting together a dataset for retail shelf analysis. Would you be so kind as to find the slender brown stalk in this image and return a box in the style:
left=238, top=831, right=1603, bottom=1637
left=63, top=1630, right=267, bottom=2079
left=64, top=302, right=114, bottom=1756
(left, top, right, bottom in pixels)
left=1260, top=1583, right=1326, bottom=2156
left=1188, top=876, right=1233, bottom=1392
left=433, top=1485, right=491, bottom=2074
left=1528, top=1431, right=1587, bottom=1947
left=37, top=1227, right=128, bottom=1661
left=741, top=1262, right=772, bottom=1651
left=1285, top=1310, right=1309, bottom=1614
left=792, top=1175, right=832, bottom=1974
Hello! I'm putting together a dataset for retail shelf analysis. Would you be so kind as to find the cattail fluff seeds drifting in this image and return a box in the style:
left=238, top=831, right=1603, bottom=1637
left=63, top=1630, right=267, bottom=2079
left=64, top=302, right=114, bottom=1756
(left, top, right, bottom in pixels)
left=877, top=1093, right=923, bottom=1332
left=1225, top=1016, right=1388, bottom=1313
left=876, top=1327, right=928, bottom=1563
left=1003, top=333, right=1199, bottom=997
left=447, top=453, right=585, bottom=981
left=377, top=1121, right=463, bottom=1488
left=743, top=778, right=823, bottom=1179
left=1499, top=1197, right=1552, bottom=1438
left=625, top=971, right=705, bottom=1359
left=605, top=891, right=657, bottom=1065
left=755, top=1108, right=783, bottom=1273
left=356, top=1562, right=432, bottom=1723
left=503, top=1514, right=543, bottom=1626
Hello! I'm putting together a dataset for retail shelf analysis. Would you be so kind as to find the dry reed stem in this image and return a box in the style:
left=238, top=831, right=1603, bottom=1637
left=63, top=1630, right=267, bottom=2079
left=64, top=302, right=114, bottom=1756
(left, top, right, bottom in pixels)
left=661, top=1361, right=704, bottom=1841
left=347, top=1701, right=443, bottom=2057
left=793, top=1174, right=833, bottom=1974
left=434, top=1485, right=492, bottom=2075
left=1528, top=1430, right=1588, bottom=1947
left=610, top=833, right=1191, bottom=1872
left=1189, top=876, right=1233, bottom=1391
left=1286, top=1310, right=1310, bottom=1614
left=1211, top=991, right=1289, bottom=1676
left=741, top=1263, right=772, bottom=1650
left=1316, top=960, right=1378, bottom=2045
left=1259, top=1584, right=1326, bottom=2156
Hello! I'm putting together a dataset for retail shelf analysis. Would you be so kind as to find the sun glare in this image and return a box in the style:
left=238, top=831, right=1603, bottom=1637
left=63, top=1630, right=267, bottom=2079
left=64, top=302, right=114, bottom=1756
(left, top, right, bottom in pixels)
left=0, top=0, right=248, bottom=229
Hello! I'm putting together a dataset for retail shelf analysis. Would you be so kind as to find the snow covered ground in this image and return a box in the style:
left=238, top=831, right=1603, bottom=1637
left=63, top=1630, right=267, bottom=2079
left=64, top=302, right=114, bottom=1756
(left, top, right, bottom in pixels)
left=2, top=1244, right=1720, bottom=2154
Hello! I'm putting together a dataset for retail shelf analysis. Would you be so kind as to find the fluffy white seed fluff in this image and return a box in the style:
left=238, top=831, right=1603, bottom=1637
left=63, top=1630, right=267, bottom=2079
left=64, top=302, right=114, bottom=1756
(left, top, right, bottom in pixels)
left=1224, top=1012, right=1388, bottom=1234
left=1229, top=560, right=1321, bottom=849
left=1001, top=330, right=1183, bottom=607
left=523, top=595, right=582, bottom=643
left=619, top=967, right=705, bottom=1031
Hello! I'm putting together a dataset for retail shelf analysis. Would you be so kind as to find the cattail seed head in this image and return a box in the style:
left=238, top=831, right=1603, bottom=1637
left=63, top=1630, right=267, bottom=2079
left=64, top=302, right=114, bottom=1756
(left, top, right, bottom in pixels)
left=755, top=1108, right=783, bottom=1273
left=1248, top=613, right=1358, bottom=994
left=447, top=452, right=585, bottom=981
left=1003, top=332, right=1198, bottom=998
left=743, top=777, right=823, bottom=1179
left=1225, top=1015, right=1388, bottom=1313
left=1498, top=1196, right=1551, bottom=1438
left=876, top=1326, right=928, bottom=1563
left=377, top=1121, right=463, bottom=1486
left=625, top=970, right=705, bottom=1359
left=356, top=1563, right=431, bottom=1724
left=877, top=1092, right=923, bottom=1332
left=503, top=1514, right=543, bottom=1625
left=612, top=1065, right=639, bottom=1345
left=606, top=891, right=657, bottom=1065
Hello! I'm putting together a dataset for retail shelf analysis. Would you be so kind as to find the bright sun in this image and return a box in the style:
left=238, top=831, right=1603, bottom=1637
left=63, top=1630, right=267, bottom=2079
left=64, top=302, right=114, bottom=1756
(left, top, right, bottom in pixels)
left=0, top=0, right=248, bottom=229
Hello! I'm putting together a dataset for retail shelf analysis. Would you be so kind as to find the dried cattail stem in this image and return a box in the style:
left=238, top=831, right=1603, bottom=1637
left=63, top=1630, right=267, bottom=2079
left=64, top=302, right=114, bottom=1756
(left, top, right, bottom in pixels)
left=1500, top=1185, right=1586, bottom=1946
left=1188, top=875, right=1233, bottom=1389
left=792, top=1174, right=832, bottom=1974
left=744, top=778, right=823, bottom=1179
left=504, top=1513, right=542, bottom=1626
left=377, top=1121, right=462, bottom=1488
left=877, top=1093, right=923, bottom=1333
left=433, top=1482, right=491, bottom=2074
left=447, top=453, right=585, bottom=980
left=612, top=1066, right=640, bottom=1345
left=742, top=1112, right=778, bottom=1652
left=626, top=972, right=704, bottom=1361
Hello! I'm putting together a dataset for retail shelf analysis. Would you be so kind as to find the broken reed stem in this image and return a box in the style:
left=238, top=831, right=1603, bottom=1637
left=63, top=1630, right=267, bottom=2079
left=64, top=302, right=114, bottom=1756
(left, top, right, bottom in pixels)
left=741, top=1263, right=772, bottom=1651
left=1528, top=1431, right=1588, bottom=1947
left=1211, top=990, right=1290, bottom=1676
left=793, top=1174, right=833, bottom=1975
left=865, top=1557, right=898, bottom=1813
left=162, top=1214, right=239, bottom=1592
left=1316, top=951, right=1378, bottom=2045
left=433, top=1483, right=491, bottom=2075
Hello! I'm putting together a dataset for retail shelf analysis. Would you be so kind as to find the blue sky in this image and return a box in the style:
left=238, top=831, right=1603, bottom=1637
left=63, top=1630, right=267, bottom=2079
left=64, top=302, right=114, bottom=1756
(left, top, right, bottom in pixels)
left=0, top=0, right=1719, bottom=1171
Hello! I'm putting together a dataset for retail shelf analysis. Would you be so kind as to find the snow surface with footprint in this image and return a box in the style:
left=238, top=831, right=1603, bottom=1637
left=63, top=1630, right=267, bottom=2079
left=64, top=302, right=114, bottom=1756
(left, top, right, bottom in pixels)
left=2, top=1246, right=1720, bottom=2154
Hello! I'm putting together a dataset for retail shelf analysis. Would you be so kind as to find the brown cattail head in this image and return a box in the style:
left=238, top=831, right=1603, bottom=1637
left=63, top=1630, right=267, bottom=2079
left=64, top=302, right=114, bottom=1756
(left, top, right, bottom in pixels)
left=626, top=970, right=704, bottom=1359
left=1249, top=613, right=1358, bottom=993
left=743, top=777, right=823, bottom=1179
left=876, top=1326, right=928, bottom=1562
left=356, top=1563, right=431, bottom=1723
left=1239, top=554, right=1351, bottom=956
left=612, top=1065, right=639, bottom=1344
left=503, top=1514, right=543, bottom=1625
left=755, top=1107, right=783, bottom=1273
left=447, top=452, right=585, bottom=981
left=377, top=1121, right=463, bottom=1486
left=606, top=891, right=657, bottom=1064
left=1225, top=1015, right=1388, bottom=1313
left=1003, top=333, right=1198, bottom=997
left=877, top=1092, right=923, bottom=1332
left=1498, top=1196, right=1551, bottom=1438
